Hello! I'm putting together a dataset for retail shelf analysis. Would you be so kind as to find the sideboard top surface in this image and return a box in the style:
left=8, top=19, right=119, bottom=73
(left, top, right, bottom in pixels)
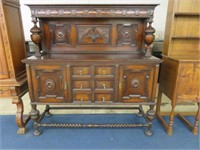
left=23, top=53, right=161, bottom=63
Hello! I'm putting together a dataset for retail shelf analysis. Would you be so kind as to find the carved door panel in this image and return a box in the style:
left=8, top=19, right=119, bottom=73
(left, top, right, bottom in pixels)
left=177, top=63, right=200, bottom=101
left=32, top=65, right=67, bottom=103
left=119, top=65, right=153, bottom=102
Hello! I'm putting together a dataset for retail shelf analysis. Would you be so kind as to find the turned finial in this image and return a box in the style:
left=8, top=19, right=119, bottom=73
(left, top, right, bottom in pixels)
left=30, top=17, right=42, bottom=57
left=143, top=18, right=155, bottom=57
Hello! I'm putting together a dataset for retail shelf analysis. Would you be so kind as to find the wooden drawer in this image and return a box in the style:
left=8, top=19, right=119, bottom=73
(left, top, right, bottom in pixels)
left=94, top=66, right=114, bottom=77
left=72, top=66, right=91, bottom=76
left=95, top=80, right=114, bottom=90
left=95, top=93, right=113, bottom=102
left=72, top=80, right=91, bottom=90
left=73, top=93, right=91, bottom=101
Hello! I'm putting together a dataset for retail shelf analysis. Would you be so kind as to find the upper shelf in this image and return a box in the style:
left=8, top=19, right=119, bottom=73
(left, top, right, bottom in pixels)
left=174, top=12, right=200, bottom=16
left=171, top=36, right=200, bottom=39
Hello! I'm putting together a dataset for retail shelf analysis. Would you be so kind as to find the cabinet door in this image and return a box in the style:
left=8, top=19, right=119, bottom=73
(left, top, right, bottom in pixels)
left=32, top=65, right=67, bottom=103
left=177, top=63, right=200, bottom=101
left=119, top=65, right=153, bottom=102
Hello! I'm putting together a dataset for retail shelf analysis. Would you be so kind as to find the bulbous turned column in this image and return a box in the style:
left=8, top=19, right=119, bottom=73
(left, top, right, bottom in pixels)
left=143, top=18, right=155, bottom=57
left=30, top=17, right=43, bottom=57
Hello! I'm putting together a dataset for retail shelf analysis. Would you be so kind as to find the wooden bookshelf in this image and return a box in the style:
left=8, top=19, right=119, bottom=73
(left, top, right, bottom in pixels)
left=156, top=0, right=200, bottom=135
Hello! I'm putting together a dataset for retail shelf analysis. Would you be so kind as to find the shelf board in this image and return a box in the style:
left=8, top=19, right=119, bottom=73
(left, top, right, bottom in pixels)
left=171, top=36, right=200, bottom=40
left=174, top=12, right=200, bottom=16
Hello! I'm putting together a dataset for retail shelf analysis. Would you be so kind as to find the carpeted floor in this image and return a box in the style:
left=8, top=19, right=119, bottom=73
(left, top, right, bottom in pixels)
left=0, top=114, right=199, bottom=150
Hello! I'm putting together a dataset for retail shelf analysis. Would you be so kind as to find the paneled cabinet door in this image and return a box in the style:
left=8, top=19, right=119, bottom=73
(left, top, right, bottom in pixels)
left=119, top=65, right=153, bottom=102
left=32, top=65, right=67, bottom=103
left=177, top=63, right=200, bottom=101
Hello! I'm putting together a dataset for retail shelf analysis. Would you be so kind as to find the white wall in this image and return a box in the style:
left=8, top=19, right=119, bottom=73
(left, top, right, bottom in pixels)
left=19, top=0, right=168, bottom=41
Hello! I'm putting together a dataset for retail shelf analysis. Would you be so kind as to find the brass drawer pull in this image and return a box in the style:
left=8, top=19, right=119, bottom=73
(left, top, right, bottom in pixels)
left=131, top=79, right=140, bottom=88
left=102, top=70, right=106, bottom=75
left=102, top=83, right=106, bottom=89
left=81, top=97, right=83, bottom=101
left=102, top=96, right=105, bottom=102
left=80, top=84, right=83, bottom=89
left=79, top=70, right=83, bottom=76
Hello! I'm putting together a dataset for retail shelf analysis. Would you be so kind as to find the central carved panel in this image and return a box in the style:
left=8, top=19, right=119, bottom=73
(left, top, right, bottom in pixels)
left=77, top=25, right=111, bottom=45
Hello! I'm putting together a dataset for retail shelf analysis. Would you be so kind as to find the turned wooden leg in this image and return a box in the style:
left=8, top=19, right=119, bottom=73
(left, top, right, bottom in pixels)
left=167, top=104, right=176, bottom=135
left=192, top=102, right=200, bottom=135
left=136, top=105, right=143, bottom=117
left=30, top=105, right=41, bottom=136
left=156, top=89, right=162, bottom=115
left=45, top=105, right=52, bottom=117
left=144, top=105, right=155, bottom=136
left=12, top=97, right=31, bottom=134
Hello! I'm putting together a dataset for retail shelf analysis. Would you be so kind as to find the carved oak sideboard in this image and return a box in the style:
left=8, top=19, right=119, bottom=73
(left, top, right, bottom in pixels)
left=22, top=4, right=161, bottom=136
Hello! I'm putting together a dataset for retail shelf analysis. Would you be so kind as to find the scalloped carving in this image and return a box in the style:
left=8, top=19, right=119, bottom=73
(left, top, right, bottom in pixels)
left=31, top=8, right=154, bottom=18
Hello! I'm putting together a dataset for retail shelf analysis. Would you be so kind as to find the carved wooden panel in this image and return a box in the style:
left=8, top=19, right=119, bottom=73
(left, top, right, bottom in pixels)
left=0, top=87, right=12, bottom=97
left=33, top=66, right=67, bottom=102
left=117, top=24, right=138, bottom=47
left=77, top=25, right=111, bottom=45
left=49, top=23, right=71, bottom=46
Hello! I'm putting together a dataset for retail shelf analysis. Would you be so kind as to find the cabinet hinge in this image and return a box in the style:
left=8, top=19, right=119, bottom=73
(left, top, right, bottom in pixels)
left=64, top=82, right=68, bottom=90
left=119, top=81, right=122, bottom=90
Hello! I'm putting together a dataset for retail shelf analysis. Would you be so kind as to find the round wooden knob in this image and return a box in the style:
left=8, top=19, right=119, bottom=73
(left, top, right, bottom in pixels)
left=131, top=79, right=140, bottom=88
left=45, top=79, right=55, bottom=90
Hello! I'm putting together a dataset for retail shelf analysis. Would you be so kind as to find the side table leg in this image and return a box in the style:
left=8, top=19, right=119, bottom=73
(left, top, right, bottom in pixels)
left=156, top=89, right=162, bottom=115
left=12, top=97, right=31, bottom=134
left=192, top=102, right=200, bottom=135
left=168, top=104, right=175, bottom=135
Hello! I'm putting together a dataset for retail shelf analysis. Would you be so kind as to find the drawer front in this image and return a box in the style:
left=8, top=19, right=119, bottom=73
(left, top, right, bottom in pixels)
left=119, top=65, right=154, bottom=102
left=95, top=80, right=114, bottom=90
left=95, top=93, right=113, bottom=102
left=31, top=65, right=67, bottom=103
left=72, top=66, right=91, bottom=76
left=177, top=63, right=200, bottom=101
left=72, top=80, right=91, bottom=90
left=95, top=66, right=114, bottom=76
left=73, top=93, right=91, bottom=101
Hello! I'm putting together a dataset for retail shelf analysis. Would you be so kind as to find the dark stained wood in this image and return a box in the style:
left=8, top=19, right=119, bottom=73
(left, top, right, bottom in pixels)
left=23, top=4, right=161, bottom=135
left=0, top=0, right=29, bottom=134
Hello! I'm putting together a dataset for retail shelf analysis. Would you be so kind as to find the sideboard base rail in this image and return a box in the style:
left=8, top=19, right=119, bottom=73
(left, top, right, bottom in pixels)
left=31, top=105, right=155, bottom=137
